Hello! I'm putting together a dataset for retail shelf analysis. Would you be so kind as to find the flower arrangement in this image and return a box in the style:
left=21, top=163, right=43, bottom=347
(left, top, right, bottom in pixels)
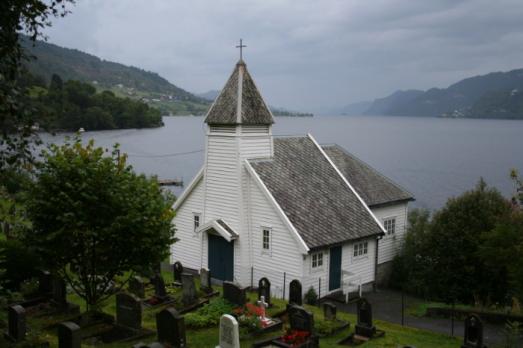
left=235, top=302, right=264, bottom=331
left=281, top=329, right=310, bottom=347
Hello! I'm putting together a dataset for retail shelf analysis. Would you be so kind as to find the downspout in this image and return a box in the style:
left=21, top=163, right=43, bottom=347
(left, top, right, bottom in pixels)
left=374, top=234, right=383, bottom=292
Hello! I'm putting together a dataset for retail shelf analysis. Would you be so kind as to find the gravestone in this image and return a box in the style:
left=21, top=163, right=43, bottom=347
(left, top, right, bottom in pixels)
left=129, top=276, right=146, bottom=299
left=223, top=281, right=246, bottom=307
left=217, top=314, right=240, bottom=348
left=6, top=305, right=26, bottom=342
left=58, top=321, right=81, bottom=348
left=52, top=276, right=67, bottom=307
left=288, top=305, right=314, bottom=333
left=258, top=277, right=271, bottom=307
left=461, top=314, right=484, bottom=348
left=156, top=307, right=186, bottom=348
left=355, top=298, right=376, bottom=338
left=38, top=270, right=52, bottom=295
left=173, top=262, right=184, bottom=284
left=181, top=273, right=197, bottom=305
left=116, top=293, right=142, bottom=331
left=152, top=274, right=167, bottom=299
left=323, top=302, right=337, bottom=321
left=200, top=268, right=212, bottom=292
left=289, top=279, right=302, bottom=305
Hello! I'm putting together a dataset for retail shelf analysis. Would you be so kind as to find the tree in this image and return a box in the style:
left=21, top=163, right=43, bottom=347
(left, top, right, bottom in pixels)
left=26, top=137, right=176, bottom=310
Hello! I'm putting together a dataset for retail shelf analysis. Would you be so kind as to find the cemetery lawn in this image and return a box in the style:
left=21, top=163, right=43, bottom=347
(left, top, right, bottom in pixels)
left=0, top=270, right=461, bottom=347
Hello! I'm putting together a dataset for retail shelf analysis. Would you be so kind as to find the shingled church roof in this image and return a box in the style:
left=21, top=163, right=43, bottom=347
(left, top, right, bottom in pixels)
left=205, top=60, right=274, bottom=125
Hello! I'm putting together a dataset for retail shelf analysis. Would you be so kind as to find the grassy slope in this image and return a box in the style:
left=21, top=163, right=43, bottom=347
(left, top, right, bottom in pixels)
left=1, top=270, right=461, bottom=347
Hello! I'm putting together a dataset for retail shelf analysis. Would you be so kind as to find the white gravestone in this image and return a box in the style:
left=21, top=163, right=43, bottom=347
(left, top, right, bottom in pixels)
left=216, top=314, right=240, bottom=348
left=257, top=295, right=273, bottom=326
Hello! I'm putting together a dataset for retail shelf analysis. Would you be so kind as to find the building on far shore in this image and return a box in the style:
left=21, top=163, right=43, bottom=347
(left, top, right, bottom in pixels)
left=171, top=58, right=413, bottom=299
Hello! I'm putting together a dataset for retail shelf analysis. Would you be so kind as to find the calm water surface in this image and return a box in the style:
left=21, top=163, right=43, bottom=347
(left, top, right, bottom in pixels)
left=40, top=115, right=523, bottom=211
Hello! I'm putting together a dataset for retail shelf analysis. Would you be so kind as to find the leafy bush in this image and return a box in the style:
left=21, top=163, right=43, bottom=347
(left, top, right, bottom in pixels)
left=0, top=239, right=41, bottom=291
left=184, top=298, right=234, bottom=328
left=304, top=286, right=318, bottom=305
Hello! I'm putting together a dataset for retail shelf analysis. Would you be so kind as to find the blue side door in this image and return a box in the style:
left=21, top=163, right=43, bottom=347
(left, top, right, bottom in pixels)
left=208, top=233, right=234, bottom=281
left=329, top=245, right=342, bottom=291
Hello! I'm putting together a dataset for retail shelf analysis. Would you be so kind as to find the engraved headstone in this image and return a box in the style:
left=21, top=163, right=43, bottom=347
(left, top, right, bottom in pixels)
left=152, top=274, right=167, bottom=299
left=462, top=314, right=484, bottom=348
left=38, top=270, right=52, bottom=295
left=58, top=321, right=81, bottom=348
left=181, top=273, right=197, bottom=305
left=222, top=281, right=246, bottom=307
left=128, top=276, right=146, bottom=299
left=6, top=305, right=26, bottom=342
left=289, top=279, right=302, bottom=305
left=116, top=293, right=142, bottom=330
left=323, top=302, right=337, bottom=321
left=258, top=277, right=271, bottom=307
left=200, top=268, right=212, bottom=292
left=355, top=298, right=376, bottom=338
left=288, top=304, right=314, bottom=333
left=52, top=276, right=67, bottom=307
left=156, top=307, right=186, bottom=348
left=217, top=314, right=240, bottom=348
left=173, top=262, right=184, bottom=284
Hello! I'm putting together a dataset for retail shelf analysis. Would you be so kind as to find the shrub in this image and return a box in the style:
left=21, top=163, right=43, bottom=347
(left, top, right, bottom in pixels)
left=184, top=298, right=234, bottom=328
left=304, top=286, right=318, bottom=305
left=0, top=239, right=40, bottom=291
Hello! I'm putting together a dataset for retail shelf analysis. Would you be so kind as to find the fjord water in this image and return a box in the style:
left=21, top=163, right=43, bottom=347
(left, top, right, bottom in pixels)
left=39, top=115, right=523, bottom=211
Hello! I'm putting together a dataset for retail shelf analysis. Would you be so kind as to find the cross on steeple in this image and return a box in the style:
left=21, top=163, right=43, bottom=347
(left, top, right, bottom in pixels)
left=236, top=39, right=247, bottom=60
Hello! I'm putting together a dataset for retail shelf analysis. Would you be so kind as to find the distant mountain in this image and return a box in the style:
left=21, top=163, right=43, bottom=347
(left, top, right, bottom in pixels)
left=21, top=37, right=210, bottom=115
left=465, top=89, right=523, bottom=119
left=197, top=90, right=220, bottom=101
left=337, top=101, right=373, bottom=115
left=364, top=90, right=424, bottom=115
left=388, top=69, right=523, bottom=117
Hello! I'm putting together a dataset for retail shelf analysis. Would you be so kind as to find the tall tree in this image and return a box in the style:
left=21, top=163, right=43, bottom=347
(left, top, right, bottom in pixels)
left=26, top=137, right=176, bottom=310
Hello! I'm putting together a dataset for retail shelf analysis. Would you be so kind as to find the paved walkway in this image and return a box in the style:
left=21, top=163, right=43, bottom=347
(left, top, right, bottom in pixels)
left=334, top=289, right=509, bottom=346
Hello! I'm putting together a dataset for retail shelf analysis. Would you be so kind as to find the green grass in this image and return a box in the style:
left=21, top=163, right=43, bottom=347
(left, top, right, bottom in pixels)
left=0, top=272, right=461, bottom=347
left=407, top=299, right=521, bottom=318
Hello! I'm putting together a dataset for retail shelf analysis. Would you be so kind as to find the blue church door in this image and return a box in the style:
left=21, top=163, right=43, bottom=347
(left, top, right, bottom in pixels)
left=208, top=232, right=234, bottom=281
left=329, top=246, right=342, bottom=291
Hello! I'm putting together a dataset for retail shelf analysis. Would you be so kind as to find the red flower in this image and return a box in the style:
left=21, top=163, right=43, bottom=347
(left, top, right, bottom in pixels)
left=281, top=329, right=310, bottom=346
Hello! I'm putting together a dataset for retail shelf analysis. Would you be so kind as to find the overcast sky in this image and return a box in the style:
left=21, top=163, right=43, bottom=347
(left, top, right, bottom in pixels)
left=44, top=0, right=523, bottom=113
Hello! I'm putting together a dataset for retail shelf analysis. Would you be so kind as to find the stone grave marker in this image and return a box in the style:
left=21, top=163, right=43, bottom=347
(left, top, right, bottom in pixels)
left=462, top=314, right=484, bottom=348
left=200, top=268, right=212, bottom=292
left=223, top=281, right=246, bottom=307
left=289, top=279, right=302, bottom=305
left=52, top=276, right=67, bottom=307
left=152, top=274, right=167, bottom=299
left=323, top=302, right=337, bottom=321
left=128, top=276, right=146, bottom=299
left=38, top=270, right=52, bottom=296
left=258, top=277, right=271, bottom=307
left=156, top=307, right=186, bottom=347
left=182, top=273, right=198, bottom=305
left=355, top=298, right=376, bottom=338
left=116, top=293, right=142, bottom=331
left=58, top=321, right=81, bottom=348
left=173, top=261, right=184, bottom=284
left=6, top=305, right=26, bottom=342
left=288, top=304, right=314, bottom=333
left=217, top=314, right=240, bottom=348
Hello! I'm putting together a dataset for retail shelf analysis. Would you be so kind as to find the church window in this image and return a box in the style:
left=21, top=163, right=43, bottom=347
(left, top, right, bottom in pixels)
left=193, top=213, right=201, bottom=231
left=353, top=241, right=368, bottom=257
left=383, top=217, right=396, bottom=235
left=312, top=252, right=323, bottom=268
left=262, top=228, right=271, bottom=250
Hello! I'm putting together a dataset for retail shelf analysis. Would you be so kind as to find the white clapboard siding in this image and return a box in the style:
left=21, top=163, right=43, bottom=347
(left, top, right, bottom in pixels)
left=301, top=249, right=330, bottom=299
left=372, top=202, right=408, bottom=264
left=343, top=238, right=376, bottom=287
left=245, top=169, right=304, bottom=298
left=239, top=136, right=272, bottom=160
left=171, top=177, right=205, bottom=270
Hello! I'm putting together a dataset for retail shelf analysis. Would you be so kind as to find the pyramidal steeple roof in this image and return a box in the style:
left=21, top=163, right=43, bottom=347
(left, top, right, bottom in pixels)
left=205, top=60, right=274, bottom=125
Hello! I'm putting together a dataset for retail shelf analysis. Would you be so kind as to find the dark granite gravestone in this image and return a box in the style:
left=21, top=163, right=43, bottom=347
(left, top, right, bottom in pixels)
left=200, top=268, right=212, bottom=293
left=6, top=305, right=26, bottom=342
left=462, top=314, right=485, bottom=348
left=38, top=271, right=52, bottom=296
left=223, top=281, right=246, bottom=307
left=52, top=276, right=68, bottom=307
left=173, top=262, right=184, bottom=284
left=152, top=274, right=167, bottom=299
left=289, top=279, right=302, bottom=305
left=129, top=276, right=146, bottom=299
left=58, top=321, right=81, bottom=348
left=116, top=293, right=142, bottom=331
left=355, top=298, right=376, bottom=338
left=258, top=277, right=271, bottom=307
left=323, top=302, right=337, bottom=321
left=288, top=305, right=314, bottom=333
left=182, top=273, right=197, bottom=305
left=156, top=307, right=186, bottom=347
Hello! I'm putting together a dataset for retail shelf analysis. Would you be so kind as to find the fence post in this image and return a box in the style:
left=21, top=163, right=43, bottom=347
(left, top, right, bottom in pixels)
left=283, top=272, right=286, bottom=300
left=318, top=277, right=321, bottom=305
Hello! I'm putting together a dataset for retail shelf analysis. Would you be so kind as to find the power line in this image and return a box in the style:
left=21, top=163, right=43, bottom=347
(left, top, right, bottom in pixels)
left=126, top=149, right=204, bottom=158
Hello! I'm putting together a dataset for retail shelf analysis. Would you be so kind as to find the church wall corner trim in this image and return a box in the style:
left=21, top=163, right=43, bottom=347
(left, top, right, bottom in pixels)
left=172, top=167, right=204, bottom=211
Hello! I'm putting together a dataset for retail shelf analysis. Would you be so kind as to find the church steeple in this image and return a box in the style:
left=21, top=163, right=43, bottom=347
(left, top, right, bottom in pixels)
left=204, top=60, right=274, bottom=126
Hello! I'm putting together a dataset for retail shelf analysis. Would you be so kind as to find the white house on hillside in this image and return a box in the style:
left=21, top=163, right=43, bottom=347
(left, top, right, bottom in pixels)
left=171, top=59, right=413, bottom=299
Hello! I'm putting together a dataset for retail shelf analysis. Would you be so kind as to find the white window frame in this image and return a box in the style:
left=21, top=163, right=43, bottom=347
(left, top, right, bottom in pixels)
left=383, top=216, right=397, bottom=237
left=353, top=241, right=368, bottom=259
left=261, top=227, right=272, bottom=254
left=311, top=251, right=324, bottom=271
left=193, top=213, right=201, bottom=232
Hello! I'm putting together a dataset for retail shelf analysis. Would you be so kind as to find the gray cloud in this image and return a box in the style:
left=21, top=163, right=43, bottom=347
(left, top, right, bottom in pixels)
left=44, top=0, right=523, bottom=112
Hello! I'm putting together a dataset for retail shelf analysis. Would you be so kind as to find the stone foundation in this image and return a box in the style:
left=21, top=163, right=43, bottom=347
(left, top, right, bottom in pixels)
left=376, top=261, right=393, bottom=287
